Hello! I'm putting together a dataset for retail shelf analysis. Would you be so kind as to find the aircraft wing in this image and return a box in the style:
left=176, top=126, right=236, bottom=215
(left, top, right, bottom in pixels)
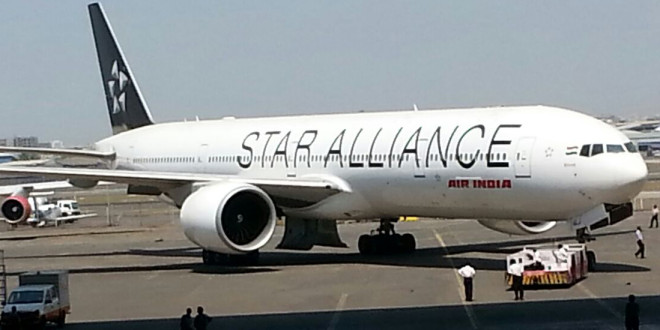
left=54, top=213, right=98, bottom=222
left=0, top=147, right=115, bottom=160
left=0, top=181, right=75, bottom=197
left=0, top=166, right=346, bottom=206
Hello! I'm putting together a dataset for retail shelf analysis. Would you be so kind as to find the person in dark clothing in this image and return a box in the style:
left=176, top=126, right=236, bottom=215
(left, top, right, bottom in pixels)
left=194, top=306, right=212, bottom=330
left=651, top=205, right=659, bottom=228
left=4, top=306, right=22, bottom=330
left=180, top=307, right=195, bottom=330
left=625, top=294, right=639, bottom=330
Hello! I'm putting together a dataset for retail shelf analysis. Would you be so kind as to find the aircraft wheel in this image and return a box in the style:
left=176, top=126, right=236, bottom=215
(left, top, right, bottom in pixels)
left=358, top=235, right=373, bottom=255
left=229, top=250, right=260, bottom=266
left=586, top=250, right=597, bottom=272
left=202, top=250, right=213, bottom=265
left=401, top=233, right=416, bottom=253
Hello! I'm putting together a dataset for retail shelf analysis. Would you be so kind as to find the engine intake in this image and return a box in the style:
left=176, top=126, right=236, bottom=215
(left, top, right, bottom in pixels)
left=1, top=196, right=32, bottom=224
left=478, top=219, right=556, bottom=235
left=180, top=182, right=277, bottom=254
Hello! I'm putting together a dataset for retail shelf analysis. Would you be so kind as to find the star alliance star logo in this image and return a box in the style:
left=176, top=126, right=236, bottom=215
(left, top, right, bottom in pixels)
left=107, top=60, right=128, bottom=114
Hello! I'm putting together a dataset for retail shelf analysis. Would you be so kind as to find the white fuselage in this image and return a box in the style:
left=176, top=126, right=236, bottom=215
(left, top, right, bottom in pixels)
left=96, top=105, right=647, bottom=221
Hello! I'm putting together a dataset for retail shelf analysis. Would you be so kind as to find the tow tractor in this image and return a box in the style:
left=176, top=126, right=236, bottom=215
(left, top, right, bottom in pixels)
left=505, top=244, right=592, bottom=287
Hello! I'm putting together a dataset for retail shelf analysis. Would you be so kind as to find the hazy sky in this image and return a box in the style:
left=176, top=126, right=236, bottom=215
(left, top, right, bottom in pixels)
left=1, top=1, right=659, bottom=146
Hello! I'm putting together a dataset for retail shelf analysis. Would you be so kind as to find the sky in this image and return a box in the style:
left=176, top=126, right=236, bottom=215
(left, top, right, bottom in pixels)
left=1, top=1, right=660, bottom=146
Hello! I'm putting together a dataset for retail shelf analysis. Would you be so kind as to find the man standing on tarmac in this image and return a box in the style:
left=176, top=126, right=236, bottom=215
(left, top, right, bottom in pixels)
left=457, top=263, right=476, bottom=302
left=634, top=226, right=645, bottom=259
left=625, top=294, right=640, bottom=330
left=180, top=307, right=194, bottom=330
left=194, top=306, right=212, bottom=330
left=651, top=205, right=659, bottom=228
left=509, top=262, right=524, bottom=301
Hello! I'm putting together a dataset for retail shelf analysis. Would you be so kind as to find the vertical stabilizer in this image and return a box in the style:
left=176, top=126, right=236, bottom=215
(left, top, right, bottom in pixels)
left=88, top=3, right=154, bottom=135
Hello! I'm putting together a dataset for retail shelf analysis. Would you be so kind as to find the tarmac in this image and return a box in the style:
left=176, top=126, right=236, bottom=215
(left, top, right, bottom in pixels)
left=0, top=209, right=659, bottom=329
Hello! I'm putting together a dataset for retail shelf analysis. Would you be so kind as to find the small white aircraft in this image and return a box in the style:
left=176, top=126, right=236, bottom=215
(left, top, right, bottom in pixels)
left=0, top=3, right=647, bottom=265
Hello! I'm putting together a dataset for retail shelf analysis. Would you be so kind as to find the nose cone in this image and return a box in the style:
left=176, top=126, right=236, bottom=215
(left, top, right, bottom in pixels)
left=613, top=156, right=648, bottom=202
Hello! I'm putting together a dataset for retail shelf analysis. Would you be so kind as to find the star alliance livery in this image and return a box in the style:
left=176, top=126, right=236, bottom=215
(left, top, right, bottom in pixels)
left=0, top=3, right=648, bottom=265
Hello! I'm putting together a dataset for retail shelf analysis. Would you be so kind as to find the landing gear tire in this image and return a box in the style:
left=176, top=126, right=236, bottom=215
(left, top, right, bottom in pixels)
left=229, top=250, right=260, bottom=265
left=202, top=249, right=259, bottom=266
left=586, top=250, right=597, bottom=272
left=358, top=233, right=416, bottom=255
left=401, top=233, right=416, bottom=253
left=358, top=235, right=374, bottom=255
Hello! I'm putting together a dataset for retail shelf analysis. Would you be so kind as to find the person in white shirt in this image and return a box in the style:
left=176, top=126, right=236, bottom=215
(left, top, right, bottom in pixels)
left=634, top=226, right=645, bottom=259
left=508, top=262, right=524, bottom=300
left=457, top=263, right=476, bottom=302
left=650, top=205, right=659, bottom=228
left=554, top=244, right=569, bottom=264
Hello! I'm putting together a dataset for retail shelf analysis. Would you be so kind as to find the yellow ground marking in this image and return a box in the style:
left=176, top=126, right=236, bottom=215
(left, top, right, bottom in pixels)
left=433, top=229, right=478, bottom=330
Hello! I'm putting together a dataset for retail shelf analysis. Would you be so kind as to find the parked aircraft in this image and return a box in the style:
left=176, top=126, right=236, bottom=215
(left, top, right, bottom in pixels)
left=0, top=3, right=647, bottom=265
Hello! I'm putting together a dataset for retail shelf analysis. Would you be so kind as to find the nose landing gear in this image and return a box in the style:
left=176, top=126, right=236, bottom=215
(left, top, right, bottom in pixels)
left=358, top=218, right=416, bottom=255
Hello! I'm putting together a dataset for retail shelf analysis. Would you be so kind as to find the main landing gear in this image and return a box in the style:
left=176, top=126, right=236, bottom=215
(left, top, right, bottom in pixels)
left=358, top=218, right=416, bottom=255
left=202, top=250, right=260, bottom=266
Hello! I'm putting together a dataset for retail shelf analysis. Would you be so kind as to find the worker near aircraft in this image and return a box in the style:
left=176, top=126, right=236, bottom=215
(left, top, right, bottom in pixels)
left=457, top=263, right=476, bottom=302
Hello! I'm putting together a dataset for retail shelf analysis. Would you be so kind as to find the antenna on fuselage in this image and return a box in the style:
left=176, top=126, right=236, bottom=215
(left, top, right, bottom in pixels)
left=413, top=104, right=419, bottom=112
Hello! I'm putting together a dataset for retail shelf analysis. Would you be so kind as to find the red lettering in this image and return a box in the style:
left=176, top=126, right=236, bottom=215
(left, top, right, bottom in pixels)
left=448, top=180, right=456, bottom=188
left=461, top=180, right=469, bottom=188
left=503, top=179, right=511, bottom=188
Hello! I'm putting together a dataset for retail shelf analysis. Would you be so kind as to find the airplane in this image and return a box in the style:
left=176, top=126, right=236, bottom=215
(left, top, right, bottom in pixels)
left=0, top=188, right=97, bottom=227
left=0, top=3, right=648, bottom=266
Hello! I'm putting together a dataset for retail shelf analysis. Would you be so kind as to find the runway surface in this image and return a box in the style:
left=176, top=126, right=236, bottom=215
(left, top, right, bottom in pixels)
left=1, top=210, right=659, bottom=329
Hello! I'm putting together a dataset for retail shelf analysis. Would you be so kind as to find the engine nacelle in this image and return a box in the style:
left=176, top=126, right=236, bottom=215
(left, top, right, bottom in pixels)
left=180, top=182, right=277, bottom=255
left=478, top=219, right=557, bottom=235
left=1, top=196, right=32, bottom=224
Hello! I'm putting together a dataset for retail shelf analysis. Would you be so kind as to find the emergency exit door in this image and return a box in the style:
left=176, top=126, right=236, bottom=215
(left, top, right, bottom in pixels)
left=514, top=137, right=535, bottom=178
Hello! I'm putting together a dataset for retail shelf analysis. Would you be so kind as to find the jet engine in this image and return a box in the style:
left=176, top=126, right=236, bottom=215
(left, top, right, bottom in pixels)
left=180, top=182, right=277, bottom=254
left=478, top=219, right=557, bottom=235
left=1, top=196, right=32, bottom=224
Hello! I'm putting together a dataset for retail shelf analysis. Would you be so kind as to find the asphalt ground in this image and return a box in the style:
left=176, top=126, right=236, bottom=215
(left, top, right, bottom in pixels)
left=0, top=210, right=659, bottom=329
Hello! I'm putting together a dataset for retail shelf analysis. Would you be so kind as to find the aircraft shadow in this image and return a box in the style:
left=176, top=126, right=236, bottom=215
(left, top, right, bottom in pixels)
left=8, top=229, right=646, bottom=274
left=62, top=294, right=660, bottom=330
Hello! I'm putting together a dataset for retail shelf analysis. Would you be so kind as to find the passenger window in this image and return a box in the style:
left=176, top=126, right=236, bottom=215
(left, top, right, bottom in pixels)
left=579, top=145, right=590, bottom=157
left=624, top=142, right=637, bottom=153
left=606, top=144, right=625, bottom=153
left=591, top=144, right=603, bottom=156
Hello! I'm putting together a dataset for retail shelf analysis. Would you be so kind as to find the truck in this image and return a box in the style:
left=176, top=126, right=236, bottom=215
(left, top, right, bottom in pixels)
left=1, top=271, right=70, bottom=329
left=505, top=244, right=590, bottom=287
left=56, top=200, right=81, bottom=217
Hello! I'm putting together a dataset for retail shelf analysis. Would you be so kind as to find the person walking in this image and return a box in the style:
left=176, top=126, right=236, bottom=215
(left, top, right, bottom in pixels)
left=457, top=263, right=476, bottom=302
left=650, top=205, right=659, bottom=228
left=180, top=307, right=195, bottom=330
left=509, top=262, right=524, bottom=301
left=194, top=306, right=212, bottom=330
left=625, top=294, right=640, bottom=330
left=634, top=226, right=645, bottom=259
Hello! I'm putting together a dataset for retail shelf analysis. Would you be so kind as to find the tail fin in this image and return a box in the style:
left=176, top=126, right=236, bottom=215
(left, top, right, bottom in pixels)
left=88, top=3, right=154, bottom=135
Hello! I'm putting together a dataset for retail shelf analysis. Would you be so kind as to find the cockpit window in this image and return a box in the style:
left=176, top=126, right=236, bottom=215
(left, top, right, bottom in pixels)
left=606, top=144, right=625, bottom=153
left=579, top=145, right=590, bottom=157
left=591, top=144, right=603, bottom=156
left=624, top=142, right=637, bottom=153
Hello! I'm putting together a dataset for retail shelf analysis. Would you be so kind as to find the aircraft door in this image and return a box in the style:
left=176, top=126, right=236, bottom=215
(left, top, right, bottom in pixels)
left=514, top=137, right=535, bottom=178
left=413, top=138, right=426, bottom=179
